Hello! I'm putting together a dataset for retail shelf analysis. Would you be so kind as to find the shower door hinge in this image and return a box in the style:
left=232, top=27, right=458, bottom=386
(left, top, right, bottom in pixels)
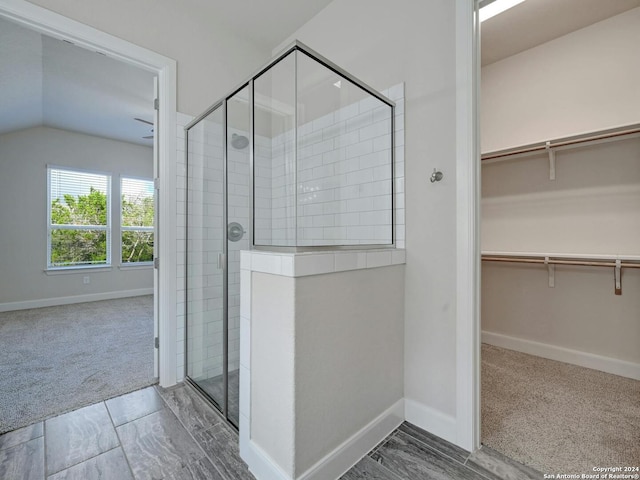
left=154, top=337, right=159, bottom=349
left=154, top=98, right=159, bottom=110
left=154, top=178, right=160, bottom=190
left=154, top=257, right=159, bottom=269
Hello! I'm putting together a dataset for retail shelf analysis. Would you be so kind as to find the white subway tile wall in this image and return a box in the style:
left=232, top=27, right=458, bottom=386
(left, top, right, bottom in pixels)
left=254, top=83, right=405, bottom=248
left=176, top=112, right=189, bottom=382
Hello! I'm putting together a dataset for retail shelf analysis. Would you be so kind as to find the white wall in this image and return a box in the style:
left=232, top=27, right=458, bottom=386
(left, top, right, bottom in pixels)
left=0, top=126, right=153, bottom=307
left=26, top=0, right=271, bottom=116
left=481, top=9, right=640, bottom=378
left=250, top=265, right=405, bottom=478
left=251, top=273, right=296, bottom=475
left=482, top=138, right=640, bottom=255
left=278, top=0, right=460, bottom=423
left=293, top=266, right=404, bottom=475
left=481, top=7, right=640, bottom=153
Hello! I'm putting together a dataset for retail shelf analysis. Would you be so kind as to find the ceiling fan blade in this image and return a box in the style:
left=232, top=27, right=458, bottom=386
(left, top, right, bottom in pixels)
left=134, top=118, right=154, bottom=126
left=142, top=135, right=154, bottom=139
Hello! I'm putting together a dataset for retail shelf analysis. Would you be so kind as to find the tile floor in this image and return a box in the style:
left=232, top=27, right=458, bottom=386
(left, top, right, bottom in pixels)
left=0, top=384, right=253, bottom=480
left=0, top=383, right=543, bottom=480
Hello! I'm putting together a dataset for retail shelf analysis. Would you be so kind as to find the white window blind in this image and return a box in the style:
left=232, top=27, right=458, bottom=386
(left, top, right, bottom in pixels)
left=121, top=177, right=154, bottom=264
left=48, top=167, right=111, bottom=268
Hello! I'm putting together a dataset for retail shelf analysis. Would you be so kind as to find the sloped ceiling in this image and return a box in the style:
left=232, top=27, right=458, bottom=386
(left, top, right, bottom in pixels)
left=0, top=17, right=155, bottom=146
left=482, top=0, right=640, bottom=66
left=0, top=18, right=43, bottom=135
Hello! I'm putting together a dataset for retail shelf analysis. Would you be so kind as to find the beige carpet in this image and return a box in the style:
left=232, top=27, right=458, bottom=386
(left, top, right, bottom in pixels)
left=482, top=344, right=640, bottom=474
left=0, top=296, right=155, bottom=434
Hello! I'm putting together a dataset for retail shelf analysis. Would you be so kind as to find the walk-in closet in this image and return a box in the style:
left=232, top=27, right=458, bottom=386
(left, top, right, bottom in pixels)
left=480, top=0, right=640, bottom=473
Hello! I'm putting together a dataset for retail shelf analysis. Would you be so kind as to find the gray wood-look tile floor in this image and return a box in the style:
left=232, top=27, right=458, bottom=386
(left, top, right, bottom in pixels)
left=0, top=383, right=542, bottom=479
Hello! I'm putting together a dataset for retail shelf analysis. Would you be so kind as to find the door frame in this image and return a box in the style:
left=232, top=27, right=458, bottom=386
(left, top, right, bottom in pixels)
left=455, top=0, right=481, bottom=452
left=0, top=0, right=178, bottom=387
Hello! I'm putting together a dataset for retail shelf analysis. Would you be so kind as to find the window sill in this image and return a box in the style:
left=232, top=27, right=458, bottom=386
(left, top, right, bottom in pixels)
left=118, top=264, right=153, bottom=271
left=44, top=266, right=112, bottom=275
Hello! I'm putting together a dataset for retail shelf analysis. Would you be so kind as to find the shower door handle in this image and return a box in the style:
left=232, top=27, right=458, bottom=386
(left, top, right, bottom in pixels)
left=217, top=253, right=225, bottom=270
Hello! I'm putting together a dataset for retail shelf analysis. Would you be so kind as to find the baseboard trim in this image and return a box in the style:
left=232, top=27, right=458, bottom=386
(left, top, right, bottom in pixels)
left=404, top=398, right=457, bottom=446
left=242, top=400, right=404, bottom=480
left=299, top=399, right=404, bottom=480
left=0, top=288, right=154, bottom=312
left=482, top=331, right=640, bottom=381
left=243, top=439, right=291, bottom=480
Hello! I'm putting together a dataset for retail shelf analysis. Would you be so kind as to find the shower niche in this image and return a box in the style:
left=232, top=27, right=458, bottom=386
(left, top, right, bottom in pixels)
left=185, top=42, right=395, bottom=427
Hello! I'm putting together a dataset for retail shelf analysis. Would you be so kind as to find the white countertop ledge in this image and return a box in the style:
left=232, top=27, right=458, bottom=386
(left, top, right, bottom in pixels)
left=240, top=249, right=406, bottom=277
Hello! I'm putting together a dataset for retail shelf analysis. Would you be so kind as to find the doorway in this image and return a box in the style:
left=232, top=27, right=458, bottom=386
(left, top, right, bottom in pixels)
left=0, top=0, right=177, bottom=431
left=478, top=0, right=640, bottom=473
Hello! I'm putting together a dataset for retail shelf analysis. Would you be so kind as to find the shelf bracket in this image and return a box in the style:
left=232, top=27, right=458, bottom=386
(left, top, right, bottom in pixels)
left=545, top=256, right=555, bottom=288
left=546, top=141, right=556, bottom=180
left=614, top=259, right=622, bottom=295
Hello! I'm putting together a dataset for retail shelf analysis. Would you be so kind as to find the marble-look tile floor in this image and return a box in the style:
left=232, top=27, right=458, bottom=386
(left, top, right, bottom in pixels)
left=0, top=384, right=254, bottom=480
left=344, top=422, right=543, bottom=480
left=0, top=382, right=542, bottom=480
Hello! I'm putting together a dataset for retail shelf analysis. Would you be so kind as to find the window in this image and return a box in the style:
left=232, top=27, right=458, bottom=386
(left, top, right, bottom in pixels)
left=121, top=177, right=154, bottom=264
left=48, top=167, right=111, bottom=268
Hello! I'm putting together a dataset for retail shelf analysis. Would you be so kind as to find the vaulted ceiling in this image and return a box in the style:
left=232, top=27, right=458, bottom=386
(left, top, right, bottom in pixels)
left=0, top=17, right=156, bottom=146
left=481, top=0, right=640, bottom=66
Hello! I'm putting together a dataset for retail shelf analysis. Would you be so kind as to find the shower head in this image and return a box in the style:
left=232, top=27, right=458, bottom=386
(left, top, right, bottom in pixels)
left=231, top=133, right=249, bottom=150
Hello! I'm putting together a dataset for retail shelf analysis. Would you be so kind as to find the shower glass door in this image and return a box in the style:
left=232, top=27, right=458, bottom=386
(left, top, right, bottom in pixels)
left=186, top=85, right=249, bottom=427
left=186, top=105, right=227, bottom=414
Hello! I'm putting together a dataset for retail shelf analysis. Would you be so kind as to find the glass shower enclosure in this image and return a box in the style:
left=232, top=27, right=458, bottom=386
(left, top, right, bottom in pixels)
left=185, top=42, right=394, bottom=427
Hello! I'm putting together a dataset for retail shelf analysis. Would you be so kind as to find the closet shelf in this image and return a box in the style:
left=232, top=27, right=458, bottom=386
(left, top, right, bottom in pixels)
left=481, top=252, right=640, bottom=295
left=481, top=124, right=640, bottom=163
left=481, top=251, right=640, bottom=262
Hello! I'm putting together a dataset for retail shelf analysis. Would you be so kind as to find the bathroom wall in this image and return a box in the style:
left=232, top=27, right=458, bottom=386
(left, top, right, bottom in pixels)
left=293, top=265, right=405, bottom=475
left=249, top=263, right=405, bottom=478
left=278, top=0, right=461, bottom=436
left=0, top=126, right=153, bottom=310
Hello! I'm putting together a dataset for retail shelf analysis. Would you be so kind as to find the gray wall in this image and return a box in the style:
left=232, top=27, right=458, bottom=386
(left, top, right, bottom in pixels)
left=0, top=127, right=153, bottom=307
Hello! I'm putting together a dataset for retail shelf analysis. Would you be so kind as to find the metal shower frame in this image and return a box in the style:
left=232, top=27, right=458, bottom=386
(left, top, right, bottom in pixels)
left=183, top=40, right=396, bottom=427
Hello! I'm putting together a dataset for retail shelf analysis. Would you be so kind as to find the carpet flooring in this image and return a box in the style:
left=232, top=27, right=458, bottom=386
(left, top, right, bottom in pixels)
left=482, top=343, right=640, bottom=474
left=0, top=296, right=155, bottom=434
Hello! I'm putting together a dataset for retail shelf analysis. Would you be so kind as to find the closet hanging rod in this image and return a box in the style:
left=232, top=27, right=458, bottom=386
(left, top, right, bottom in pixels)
left=481, top=255, right=640, bottom=269
left=482, top=125, right=640, bottom=161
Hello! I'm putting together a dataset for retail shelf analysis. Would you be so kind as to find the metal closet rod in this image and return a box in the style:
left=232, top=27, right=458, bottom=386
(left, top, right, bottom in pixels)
left=482, top=125, right=640, bottom=161
left=481, top=255, right=640, bottom=269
